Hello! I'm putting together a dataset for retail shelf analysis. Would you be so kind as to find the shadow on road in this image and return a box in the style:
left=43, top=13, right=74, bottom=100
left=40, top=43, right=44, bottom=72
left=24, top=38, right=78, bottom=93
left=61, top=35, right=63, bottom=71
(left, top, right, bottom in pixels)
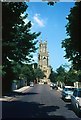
left=65, top=103, right=72, bottom=110
left=2, top=100, right=66, bottom=120
left=3, top=91, right=39, bottom=97
left=12, top=91, right=39, bottom=96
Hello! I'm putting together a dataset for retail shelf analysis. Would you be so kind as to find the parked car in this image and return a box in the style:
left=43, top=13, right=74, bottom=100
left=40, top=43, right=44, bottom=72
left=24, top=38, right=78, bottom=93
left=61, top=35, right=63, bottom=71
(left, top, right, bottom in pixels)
left=30, top=82, right=34, bottom=87
left=71, top=88, right=81, bottom=116
left=52, top=83, right=58, bottom=90
left=50, top=82, right=58, bottom=90
left=50, top=82, right=54, bottom=87
left=61, top=86, right=75, bottom=100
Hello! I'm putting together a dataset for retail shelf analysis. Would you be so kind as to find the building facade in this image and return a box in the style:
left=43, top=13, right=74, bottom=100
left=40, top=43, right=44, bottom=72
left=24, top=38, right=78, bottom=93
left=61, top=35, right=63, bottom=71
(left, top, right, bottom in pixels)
left=38, top=40, right=51, bottom=83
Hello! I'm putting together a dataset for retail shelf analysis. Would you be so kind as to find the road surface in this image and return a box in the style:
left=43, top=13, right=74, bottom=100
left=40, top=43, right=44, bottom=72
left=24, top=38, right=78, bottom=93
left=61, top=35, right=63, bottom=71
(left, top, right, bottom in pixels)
left=2, top=84, right=81, bottom=119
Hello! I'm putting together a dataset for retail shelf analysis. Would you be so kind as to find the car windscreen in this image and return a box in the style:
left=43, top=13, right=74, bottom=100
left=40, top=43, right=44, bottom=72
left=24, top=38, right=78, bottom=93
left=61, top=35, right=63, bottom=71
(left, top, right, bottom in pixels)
left=64, top=88, right=74, bottom=91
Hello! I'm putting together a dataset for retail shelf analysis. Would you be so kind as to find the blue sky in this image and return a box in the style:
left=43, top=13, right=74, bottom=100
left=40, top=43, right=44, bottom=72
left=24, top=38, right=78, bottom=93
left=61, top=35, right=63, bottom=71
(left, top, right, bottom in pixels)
left=25, top=2, right=75, bottom=71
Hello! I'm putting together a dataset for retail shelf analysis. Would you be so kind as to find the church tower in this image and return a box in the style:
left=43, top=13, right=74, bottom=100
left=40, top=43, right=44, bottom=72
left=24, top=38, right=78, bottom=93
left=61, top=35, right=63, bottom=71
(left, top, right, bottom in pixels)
left=38, top=40, right=51, bottom=83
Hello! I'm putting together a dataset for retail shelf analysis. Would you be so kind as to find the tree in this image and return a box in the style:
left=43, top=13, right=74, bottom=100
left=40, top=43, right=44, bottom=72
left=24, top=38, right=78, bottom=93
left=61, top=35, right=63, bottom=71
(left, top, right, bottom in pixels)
left=66, top=68, right=78, bottom=84
left=49, top=67, right=57, bottom=83
left=2, top=2, right=40, bottom=64
left=47, top=2, right=55, bottom=6
left=61, top=2, right=81, bottom=70
left=20, top=64, right=35, bottom=85
left=2, top=2, right=41, bottom=93
left=56, top=66, right=66, bottom=83
left=34, top=68, right=45, bottom=82
left=55, top=65, right=81, bottom=85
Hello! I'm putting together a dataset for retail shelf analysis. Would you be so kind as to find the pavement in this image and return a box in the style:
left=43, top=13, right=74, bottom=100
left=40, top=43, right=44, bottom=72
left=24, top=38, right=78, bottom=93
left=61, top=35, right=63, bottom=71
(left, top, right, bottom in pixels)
left=0, top=86, right=30, bottom=102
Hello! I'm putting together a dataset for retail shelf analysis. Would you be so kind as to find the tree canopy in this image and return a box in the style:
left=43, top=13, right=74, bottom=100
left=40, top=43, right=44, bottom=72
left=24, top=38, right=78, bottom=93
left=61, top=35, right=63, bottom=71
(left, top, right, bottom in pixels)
left=55, top=65, right=77, bottom=86
left=34, top=68, right=45, bottom=80
left=2, top=2, right=40, bottom=66
left=61, top=2, right=81, bottom=70
left=49, top=67, right=57, bottom=83
left=2, top=2, right=40, bottom=93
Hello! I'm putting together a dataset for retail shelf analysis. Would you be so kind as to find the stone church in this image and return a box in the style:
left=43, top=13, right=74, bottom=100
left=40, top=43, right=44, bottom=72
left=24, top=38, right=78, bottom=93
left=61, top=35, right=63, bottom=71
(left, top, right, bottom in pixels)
left=38, top=40, right=51, bottom=84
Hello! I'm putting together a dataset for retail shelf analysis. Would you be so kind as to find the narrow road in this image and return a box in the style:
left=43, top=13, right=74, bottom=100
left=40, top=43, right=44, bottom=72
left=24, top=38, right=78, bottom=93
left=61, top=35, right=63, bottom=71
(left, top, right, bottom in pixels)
left=2, top=84, right=81, bottom=119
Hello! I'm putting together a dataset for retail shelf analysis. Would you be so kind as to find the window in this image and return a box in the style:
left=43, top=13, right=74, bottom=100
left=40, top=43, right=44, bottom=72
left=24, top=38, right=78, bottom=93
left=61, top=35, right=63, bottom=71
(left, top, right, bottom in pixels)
left=78, top=90, right=81, bottom=97
left=64, top=88, right=74, bottom=91
left=73, top=90, right=77, bottom=97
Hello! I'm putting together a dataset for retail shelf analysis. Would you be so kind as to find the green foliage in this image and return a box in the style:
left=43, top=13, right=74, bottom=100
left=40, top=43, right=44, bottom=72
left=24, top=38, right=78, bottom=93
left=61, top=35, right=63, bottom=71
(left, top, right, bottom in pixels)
left=20, top=64, right=35, bottom=84
left=2, top=2, right=40, bottom=93
left=11, top=61, right=21, bottom=79
left=61, top=2, right=81, bottom=70
left=2, top=2, right=40, bottom=65
left=64, top=69, right=81, bottom=84
left=55, top=66, right=68, bottom=84
left=49, top=67, right=57, bottom=83
left=77, top=70, right=81, bottom=82
left=67, top=69, right=78, bottom=83
left=47, top=2, right=55, bottom=6
left=34, top=68, right=45, bottom=80
left=56, top=66, right=65, bottom=75
left=34, top=63, right=38, bottom=69
left=55, top=65, right=81, bottom=85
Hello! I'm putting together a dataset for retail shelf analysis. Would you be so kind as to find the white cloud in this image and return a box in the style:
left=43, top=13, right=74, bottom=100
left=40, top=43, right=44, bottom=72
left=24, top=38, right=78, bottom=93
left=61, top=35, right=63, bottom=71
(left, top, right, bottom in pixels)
left=33, top=14, right=45, bottom=27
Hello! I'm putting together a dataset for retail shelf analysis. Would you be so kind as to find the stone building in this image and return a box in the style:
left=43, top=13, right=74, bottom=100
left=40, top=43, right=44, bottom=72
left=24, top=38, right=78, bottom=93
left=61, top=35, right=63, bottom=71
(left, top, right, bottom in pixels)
left=38, top=40, right=51, bottom=84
